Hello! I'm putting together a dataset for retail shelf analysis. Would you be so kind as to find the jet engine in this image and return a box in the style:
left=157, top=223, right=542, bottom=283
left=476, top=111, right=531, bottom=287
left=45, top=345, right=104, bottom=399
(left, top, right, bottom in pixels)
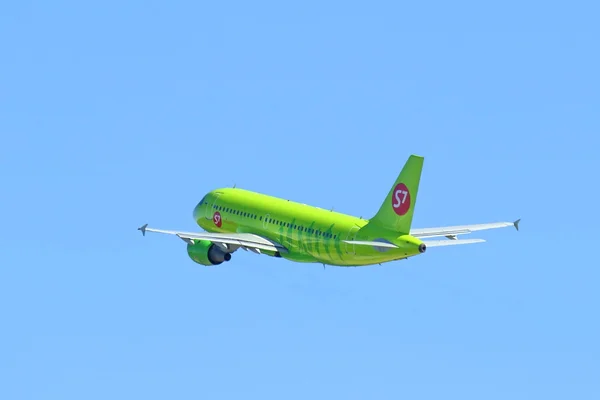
left=187, top=240, right=232, bottom=266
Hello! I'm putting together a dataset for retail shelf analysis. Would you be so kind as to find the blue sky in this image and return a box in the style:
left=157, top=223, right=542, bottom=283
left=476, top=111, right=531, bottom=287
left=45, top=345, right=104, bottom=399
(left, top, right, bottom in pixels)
left=1, top=1, right=599, bottom=398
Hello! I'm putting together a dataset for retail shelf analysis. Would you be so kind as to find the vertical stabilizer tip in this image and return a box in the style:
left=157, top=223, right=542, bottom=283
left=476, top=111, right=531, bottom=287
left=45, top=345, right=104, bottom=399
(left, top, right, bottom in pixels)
left=513, top=219, right=521, bottom=231
left=138, top=223, right=148, bottom=236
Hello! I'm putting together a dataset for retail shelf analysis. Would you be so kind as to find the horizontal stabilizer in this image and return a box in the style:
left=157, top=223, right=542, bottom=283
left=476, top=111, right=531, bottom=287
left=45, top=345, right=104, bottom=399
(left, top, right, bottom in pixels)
left=411, top=220, right=520, bottom=239
left=342, top=240, right=399, bottom=249
left=423, top=238, right=485, bottom=247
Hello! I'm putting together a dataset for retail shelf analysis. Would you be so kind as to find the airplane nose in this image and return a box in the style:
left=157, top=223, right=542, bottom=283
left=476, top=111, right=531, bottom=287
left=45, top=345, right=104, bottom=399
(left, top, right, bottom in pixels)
left=193, top=202, right=202, bottom=220
left=419, top=243, right=426, bottom=253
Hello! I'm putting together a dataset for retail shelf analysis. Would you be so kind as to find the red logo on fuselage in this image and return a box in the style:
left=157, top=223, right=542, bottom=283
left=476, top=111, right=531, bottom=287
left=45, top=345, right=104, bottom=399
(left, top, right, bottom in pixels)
left=213, top=211, right=222, bottom=227
left=391, top=183, right=411, bottom=216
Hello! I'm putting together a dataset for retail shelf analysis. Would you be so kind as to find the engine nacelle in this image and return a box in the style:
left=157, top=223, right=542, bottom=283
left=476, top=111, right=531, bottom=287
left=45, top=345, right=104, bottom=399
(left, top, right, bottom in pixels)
left=187, top=240, right=231, bottom=266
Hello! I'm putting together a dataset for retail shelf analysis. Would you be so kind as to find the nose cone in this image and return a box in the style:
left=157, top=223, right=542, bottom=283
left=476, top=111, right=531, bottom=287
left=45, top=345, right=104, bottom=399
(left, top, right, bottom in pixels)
left=193, top=197, right=206, bottom=221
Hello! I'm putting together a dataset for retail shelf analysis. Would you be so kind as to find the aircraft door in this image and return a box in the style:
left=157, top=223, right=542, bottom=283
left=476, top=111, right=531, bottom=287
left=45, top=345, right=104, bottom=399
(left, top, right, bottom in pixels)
left=345, top=225, right=360, bottom=254
left=262, top=213, right=271, bottom=229
left=205, top=193, right=222, bottom=219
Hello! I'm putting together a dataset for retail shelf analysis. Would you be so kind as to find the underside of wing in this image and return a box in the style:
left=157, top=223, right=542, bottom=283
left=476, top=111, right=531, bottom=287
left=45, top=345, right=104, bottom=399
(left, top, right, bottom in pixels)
left=138, top=224, right=288, bottom=254
left=411, top=219, right=520, bottom=239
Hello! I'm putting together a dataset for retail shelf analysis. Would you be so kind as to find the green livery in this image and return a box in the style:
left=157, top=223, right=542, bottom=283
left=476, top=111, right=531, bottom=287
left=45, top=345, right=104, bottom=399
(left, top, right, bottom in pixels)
left=139, top=154, right=520, bottom=267
left=192, top=154, right=425, bottom=266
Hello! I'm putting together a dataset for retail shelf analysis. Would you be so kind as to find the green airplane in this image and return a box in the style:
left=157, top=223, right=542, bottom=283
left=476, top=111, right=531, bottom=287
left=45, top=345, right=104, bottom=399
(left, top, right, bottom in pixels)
left=139, top=154, right=520, bottom=267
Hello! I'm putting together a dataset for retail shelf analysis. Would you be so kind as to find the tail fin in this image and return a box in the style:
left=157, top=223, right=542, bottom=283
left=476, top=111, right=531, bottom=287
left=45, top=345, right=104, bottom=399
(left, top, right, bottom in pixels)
left=369, top=154, right=424, bottom=234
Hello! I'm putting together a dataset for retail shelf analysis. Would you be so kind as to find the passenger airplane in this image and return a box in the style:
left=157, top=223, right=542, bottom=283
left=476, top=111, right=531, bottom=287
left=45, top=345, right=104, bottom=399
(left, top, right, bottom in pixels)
left=138, top=155, right=519, bottom=267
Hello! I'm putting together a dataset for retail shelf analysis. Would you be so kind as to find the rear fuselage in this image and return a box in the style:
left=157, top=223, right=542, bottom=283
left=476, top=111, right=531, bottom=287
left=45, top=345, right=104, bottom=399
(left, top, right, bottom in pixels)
left=193, top=188, right=423, bottom=266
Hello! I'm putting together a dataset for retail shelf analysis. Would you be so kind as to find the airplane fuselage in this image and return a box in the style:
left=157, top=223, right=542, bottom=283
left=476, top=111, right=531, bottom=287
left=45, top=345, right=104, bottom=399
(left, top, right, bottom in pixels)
left=193, top=188, right=424, bottom=266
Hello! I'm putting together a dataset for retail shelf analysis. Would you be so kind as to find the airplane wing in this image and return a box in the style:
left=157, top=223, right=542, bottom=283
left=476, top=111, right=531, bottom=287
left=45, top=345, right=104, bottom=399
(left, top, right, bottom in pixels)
left=137, top=224, right=288, bottom=254
left=410, top=219, right=520, bottom=239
